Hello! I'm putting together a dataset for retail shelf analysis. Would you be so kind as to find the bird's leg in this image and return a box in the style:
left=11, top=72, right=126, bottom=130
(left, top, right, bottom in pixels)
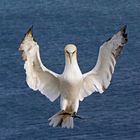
left=72, top=112, right=83, bottom=119
left=59, top=111, right=84, bottom=119
left=72, top=112, right=77, bottom=117
left=59, top=110, right=72, bottom=116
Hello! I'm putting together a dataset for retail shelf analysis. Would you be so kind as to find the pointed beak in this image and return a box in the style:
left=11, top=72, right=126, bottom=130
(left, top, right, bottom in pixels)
left=69, top=53, right=73, bottom=64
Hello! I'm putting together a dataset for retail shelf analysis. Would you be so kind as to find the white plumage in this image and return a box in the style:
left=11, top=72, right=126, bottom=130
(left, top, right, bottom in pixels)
left=19, top=26, right=128, bottom=128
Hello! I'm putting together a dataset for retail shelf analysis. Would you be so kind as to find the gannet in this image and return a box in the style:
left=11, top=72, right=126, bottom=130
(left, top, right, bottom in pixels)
left=19, top=26, right=128, bottom=128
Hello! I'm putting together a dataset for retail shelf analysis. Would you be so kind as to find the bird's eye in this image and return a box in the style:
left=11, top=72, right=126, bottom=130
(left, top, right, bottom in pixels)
left=72, top=51, right=75, bottom=55
left=66, top=50, right=69, bottom=54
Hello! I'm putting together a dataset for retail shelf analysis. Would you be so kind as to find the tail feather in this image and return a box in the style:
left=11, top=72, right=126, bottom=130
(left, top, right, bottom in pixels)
left=48, top=111, right=74, bottom=128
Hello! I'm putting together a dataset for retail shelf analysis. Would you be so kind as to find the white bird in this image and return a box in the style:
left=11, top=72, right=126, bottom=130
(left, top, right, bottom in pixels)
left=19, top=26, right=128, bottom=128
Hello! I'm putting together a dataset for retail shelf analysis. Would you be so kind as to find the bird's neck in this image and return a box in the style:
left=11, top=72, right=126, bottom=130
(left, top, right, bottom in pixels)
left=63, top=62, right=82, bottom=79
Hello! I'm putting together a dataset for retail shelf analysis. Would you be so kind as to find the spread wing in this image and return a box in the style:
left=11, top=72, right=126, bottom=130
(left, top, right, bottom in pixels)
left=19, top=27, right=60, bottom=102
left=80, top=26, right=128, bottom=101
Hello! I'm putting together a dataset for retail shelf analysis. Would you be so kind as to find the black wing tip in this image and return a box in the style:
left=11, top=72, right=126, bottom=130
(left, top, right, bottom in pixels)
left=20, top=25, right=34, bottom=44
left=120, top=25, right=128, bottom=43
left=120, top=25, right=127, bottom=33
left=25, top=25, right=33, bottom=36
left=105, top=25, right=127, bottom=43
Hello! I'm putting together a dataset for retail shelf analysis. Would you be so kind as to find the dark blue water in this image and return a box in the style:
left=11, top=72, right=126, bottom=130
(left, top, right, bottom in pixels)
left=0, top=0, right=140, bottom=139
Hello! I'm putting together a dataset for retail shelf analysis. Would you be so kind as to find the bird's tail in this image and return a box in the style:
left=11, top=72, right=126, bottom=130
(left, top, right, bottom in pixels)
left=48, top=110, right=74, bottom=128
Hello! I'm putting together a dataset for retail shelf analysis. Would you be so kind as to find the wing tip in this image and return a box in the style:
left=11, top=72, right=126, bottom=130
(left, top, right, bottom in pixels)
left=20, top=25, right=36, bottom=45
left=119, top=25, right=128, bottom=44
left=25, top=25, right=33, bottom=37
left=120, top=25, right=127, bottom=33
left=104, top=25, right=127, bottom=43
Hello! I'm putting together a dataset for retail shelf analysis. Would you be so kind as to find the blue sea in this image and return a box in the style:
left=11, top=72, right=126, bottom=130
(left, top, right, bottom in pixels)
left=0, top=0, right=140, bottom=139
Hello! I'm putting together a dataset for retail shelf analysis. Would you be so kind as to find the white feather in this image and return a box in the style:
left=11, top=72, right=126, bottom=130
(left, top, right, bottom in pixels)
left=19, top=30, right=60, bottom=102
left=19, top=26, right=127, bottom=128
left=81, top=26, right=127, bottom=100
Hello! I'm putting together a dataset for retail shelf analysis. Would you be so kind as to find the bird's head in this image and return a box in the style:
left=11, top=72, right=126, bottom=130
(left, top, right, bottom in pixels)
left=64, top=44, right=77, bottom=64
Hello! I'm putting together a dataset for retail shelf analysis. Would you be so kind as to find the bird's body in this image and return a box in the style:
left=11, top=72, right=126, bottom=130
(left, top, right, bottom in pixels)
left=60, top=45, right=82, bottom=113
left=60, top=68, right=82, bottom=113
left=19, top=26, right=128, bottom=128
